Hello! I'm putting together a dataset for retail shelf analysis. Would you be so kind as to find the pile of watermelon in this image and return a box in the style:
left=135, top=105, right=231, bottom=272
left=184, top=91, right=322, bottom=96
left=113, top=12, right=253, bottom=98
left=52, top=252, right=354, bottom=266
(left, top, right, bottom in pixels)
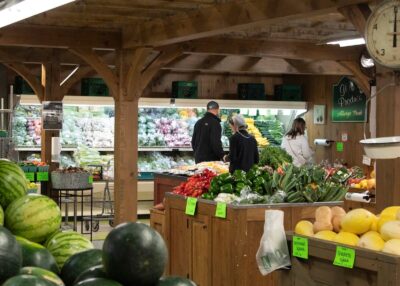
left=0, top=159, right=196, bottom=286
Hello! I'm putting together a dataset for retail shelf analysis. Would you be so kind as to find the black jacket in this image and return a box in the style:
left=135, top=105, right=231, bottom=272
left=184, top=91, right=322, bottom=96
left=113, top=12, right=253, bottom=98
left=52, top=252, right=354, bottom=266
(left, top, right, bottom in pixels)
left=228, top=130, right=259, bottom=173
left=191, top=112, right=224, bottom=164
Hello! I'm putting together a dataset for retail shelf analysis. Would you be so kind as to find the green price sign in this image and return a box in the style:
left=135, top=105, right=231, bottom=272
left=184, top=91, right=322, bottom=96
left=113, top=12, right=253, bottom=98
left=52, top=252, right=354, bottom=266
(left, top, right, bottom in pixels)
left=292, top=236, right=308, bottom=259
left=185, top=197, right=197, bottom=216
left=37, top=172, right=49, bottom=182
left=215, top=202, right=227, bottom=218
left=88, top=176, right=94, bottom=184
left=333, top=246, right=355, bottom=269
left=25, top=172, right=35, bottom=182
left=336, top=142, right=344, bottom=152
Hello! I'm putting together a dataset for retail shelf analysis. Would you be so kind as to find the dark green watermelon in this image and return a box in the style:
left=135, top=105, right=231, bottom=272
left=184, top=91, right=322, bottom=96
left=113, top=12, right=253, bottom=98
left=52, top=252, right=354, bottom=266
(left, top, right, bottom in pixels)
left=3, top=274, right=54, bottom=286
left=73, top=265, right=108, bottom=285
left=74, top=278, right=122, bottom=286
left=16, top=236, right=59, bottom=274
left=0, top=226, right=22, bottom=283
left=157, top=276, right=197, bottom=286
left=103, top=222, right=167, bottom=286
left=19, top=267, right=64, bottom=286
left=61, top=249, right=102, bottom=286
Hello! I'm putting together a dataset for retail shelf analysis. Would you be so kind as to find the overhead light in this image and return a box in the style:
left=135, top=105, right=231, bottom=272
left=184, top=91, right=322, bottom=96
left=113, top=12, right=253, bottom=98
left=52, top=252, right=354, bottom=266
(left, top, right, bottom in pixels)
left=0, top=0, right=76, bottom=28
left=327, top=37, right=366, bottom=47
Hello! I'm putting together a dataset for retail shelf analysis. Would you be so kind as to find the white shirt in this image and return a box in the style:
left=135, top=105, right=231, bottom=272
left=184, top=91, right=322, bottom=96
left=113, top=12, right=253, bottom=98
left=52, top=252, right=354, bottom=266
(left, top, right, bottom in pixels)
left=281, top=135, right=314, bottom=167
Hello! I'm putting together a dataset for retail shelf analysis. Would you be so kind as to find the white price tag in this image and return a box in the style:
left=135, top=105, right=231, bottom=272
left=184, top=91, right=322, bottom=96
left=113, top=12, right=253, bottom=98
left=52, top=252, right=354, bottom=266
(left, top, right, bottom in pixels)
left=362, top=155, right=372, bottom=166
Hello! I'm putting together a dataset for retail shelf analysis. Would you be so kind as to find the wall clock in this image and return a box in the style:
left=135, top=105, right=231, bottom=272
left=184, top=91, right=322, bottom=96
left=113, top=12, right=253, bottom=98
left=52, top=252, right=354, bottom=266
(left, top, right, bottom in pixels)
left=365, top=0, right=400, bottom=69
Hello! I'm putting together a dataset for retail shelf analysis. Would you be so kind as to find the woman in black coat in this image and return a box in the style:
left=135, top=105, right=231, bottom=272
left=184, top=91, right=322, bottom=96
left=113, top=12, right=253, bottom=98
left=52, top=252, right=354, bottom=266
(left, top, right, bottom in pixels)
left=224, top=114, right=259, bottom=173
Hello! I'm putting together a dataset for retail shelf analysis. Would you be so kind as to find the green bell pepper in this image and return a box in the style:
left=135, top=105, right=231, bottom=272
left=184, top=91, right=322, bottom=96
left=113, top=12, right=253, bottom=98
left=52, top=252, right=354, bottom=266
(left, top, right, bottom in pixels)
left=233, top=169, right=247, bottom=182
left=217, top=173, right=233, bottom=185
left=253, top=176, right=266, bottom=187
left=220, top=183, right=234, bottom=194
left=246, top=165, right=261, bottom=181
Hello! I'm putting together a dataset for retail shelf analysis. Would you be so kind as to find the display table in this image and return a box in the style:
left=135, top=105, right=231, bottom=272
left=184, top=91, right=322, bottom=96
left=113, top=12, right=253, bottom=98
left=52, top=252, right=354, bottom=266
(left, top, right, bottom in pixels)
left=153, top=173, right=188, bottom=205
left=52, top=187, right=93, bottom=241
left=283, top=233, right=400, bottom=286
left=164, top=193, right=343, bottom=286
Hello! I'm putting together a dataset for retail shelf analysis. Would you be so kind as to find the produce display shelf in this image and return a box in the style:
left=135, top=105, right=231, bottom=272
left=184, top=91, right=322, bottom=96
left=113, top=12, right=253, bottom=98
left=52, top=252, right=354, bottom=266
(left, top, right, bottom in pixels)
left=284, top=233, right=400, bottom=286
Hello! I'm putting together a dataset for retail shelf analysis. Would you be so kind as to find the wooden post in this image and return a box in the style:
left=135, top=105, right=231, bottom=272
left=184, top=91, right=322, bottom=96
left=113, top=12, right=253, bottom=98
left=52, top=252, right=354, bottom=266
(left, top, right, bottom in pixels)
left=375, top=69, right=400, bottom=212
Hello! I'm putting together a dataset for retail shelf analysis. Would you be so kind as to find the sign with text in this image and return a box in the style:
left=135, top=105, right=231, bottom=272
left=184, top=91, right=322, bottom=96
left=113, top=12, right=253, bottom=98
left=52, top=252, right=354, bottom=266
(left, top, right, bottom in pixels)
left=292, top=236, right=308, bottom=259
left=333, top=246, right=355, bottom=268
left=215, top=202, right=227, bottom=218
left=332, top=77, right=366, bottom=122
left=185, top=197, right=197, bottom=216
left=42, top=101, right=63, bottom=130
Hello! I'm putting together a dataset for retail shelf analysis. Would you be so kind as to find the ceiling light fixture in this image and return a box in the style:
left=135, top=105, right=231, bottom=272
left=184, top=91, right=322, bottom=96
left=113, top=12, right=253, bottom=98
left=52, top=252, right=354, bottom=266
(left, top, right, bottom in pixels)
left=0, top=0, right=76, bottom=28
left=327, top=37, right=366, bottom=47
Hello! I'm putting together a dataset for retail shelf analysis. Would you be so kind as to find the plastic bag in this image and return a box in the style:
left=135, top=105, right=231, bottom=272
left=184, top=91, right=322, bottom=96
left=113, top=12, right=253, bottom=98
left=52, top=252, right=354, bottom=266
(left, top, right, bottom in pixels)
left=256, top=210, right=291, bottom=275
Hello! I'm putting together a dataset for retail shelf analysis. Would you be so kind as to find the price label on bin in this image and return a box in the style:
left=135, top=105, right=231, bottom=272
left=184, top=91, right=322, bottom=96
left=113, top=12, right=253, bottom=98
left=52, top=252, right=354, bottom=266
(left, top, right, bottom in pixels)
left=88, top=175, right=94, bottom=184
left=215, top=202, right=227, bottom=218
left=292, top=236, right=308, bottom=259
left=37, top=172, right=49, bottom=182
left=25, top=172, right=35, bottom=182
left=185, top=197, right=197, bottom=216
left=333, top=246, right=355, bottom=268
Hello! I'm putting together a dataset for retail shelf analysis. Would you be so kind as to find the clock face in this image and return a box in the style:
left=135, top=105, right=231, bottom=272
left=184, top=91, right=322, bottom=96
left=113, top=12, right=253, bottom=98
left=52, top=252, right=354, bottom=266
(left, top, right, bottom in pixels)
left=365, top=0, right=400, bottom=69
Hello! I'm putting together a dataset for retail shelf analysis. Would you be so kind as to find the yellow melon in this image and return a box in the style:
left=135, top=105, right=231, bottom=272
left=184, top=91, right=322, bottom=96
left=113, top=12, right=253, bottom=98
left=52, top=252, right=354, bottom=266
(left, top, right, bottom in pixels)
left=370, top=215, right=379, bottom=232
left=314, top=230, right=337, bottom=242
left=334, top=231, right=360, bottom=246
left=294, top=220, right=314, bottom=236
left=381, top=206, right=400, bottom=218
left=378, top=214, right=397, bottom=232
left=340, top=208, right=376, bottom=235
left=357, top=231, right=385, bottom=251
left=396, top=209, right=400, bottom=220
left=380, top=220, right=400, bottom=241
left=382, top=239, right=400, bottom=255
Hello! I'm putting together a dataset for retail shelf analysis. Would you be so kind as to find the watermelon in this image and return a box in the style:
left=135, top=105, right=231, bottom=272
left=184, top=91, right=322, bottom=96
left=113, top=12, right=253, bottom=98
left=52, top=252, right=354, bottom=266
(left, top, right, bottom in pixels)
left=0, top=204, right=4, bottom=226
left=5, top=194, right=61, bottom=243
left=0, top=159, right=27, bottom=208
left=74, top=278, right=122, bottom=286
left=2, top=274, right=55, bottom=286
left=103, top=222, right=167, bottom=286
left=45, top=231, right=93, bottom=269
left=0, top=226, right=22, bottom=283
left=16, top=236, right=59, bottom=274
left=61, top=249, right=102, bottom=286
left=74, top=265, right=108, bottom=285
left=157, top=277, right=197, bottom=286
left=19, top=267, right=64, bottom=286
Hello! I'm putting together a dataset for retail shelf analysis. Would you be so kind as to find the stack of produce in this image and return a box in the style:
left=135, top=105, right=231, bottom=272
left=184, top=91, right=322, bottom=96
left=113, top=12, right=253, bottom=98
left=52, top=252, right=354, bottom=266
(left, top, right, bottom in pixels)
left=348, top=168, right=376, bottom=190
left=73, top=146, right=112, bottom=167
left=138, top=152, right=195, bottom=173
left=196, top=161, right=229, bottom=174
left=173, top=169, right=216, bottom=198
left=259, top=146, right=292, bottom=169
left=254, top=119, right=284, bottom=146
left=295, top=206, right=400, bottom=255
left=26, top=118, right=41, bottom=146
left=155, top=118, right=192, bottom=147
left=244, top=118, right=269, bottom=147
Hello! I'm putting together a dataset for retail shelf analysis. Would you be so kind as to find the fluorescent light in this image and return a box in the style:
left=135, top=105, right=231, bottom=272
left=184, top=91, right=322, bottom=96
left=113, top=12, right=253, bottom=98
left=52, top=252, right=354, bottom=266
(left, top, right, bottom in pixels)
left=0, top=0, right=76, bottom=28
left=327, top=37, right=365, bottom=47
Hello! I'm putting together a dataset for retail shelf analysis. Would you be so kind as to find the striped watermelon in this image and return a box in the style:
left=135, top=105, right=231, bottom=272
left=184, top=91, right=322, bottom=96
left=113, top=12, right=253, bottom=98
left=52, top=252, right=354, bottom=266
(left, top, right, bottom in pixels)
left=0, top=159, right=27, bottom=208
left=45, top=231, right=94, bottom=269
left=5, top=194, right=61, bottom=243
left=0, top=205, right=3, bottom=226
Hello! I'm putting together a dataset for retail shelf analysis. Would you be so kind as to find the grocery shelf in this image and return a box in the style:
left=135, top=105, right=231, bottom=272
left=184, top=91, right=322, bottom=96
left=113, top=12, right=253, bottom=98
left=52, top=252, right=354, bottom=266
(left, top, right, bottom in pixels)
left=16, top=146, right=230, bottom=152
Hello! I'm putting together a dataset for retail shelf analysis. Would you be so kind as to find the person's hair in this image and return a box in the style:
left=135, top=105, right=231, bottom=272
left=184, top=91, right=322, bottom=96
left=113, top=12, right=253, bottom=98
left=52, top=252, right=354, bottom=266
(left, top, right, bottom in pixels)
left=206, top=101, right=219, bottom=110
left=229, top=114, right=247, bottom=131
left=286, top=118, right=306, bottom=139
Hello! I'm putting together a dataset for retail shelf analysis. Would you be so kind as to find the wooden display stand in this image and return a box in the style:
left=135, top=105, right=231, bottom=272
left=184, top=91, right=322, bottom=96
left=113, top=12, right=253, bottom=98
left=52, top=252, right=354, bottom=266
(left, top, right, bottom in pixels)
left=164, top=193, right=343, bottom=286
left=150, top=208, right=165, bottom=237
left=153, top=173, right=188, bottom=205
left=283, top=234, right=400, bottom=286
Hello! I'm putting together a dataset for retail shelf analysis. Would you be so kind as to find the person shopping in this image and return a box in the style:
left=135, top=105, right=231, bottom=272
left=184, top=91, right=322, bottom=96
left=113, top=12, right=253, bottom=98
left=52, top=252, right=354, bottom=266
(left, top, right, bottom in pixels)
left=281, top=118, right=313, bottom=167
left=191, top=101, right=225, bottom=164
left=224, top=114, right=259, bottom=173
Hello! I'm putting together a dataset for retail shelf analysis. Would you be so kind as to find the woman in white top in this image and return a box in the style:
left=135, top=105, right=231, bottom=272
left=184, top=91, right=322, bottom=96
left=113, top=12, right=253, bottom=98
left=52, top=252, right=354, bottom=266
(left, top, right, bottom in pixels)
left=281, top=118, right=314, bottom=167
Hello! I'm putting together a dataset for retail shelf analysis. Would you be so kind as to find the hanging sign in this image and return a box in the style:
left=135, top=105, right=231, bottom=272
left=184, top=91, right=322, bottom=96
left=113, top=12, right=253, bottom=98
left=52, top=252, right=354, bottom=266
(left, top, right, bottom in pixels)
left=42, top=101, right=63, bottom=130
left=336, top=142, right=344, bottom=152
left=332, top=77, right=366, bottom=122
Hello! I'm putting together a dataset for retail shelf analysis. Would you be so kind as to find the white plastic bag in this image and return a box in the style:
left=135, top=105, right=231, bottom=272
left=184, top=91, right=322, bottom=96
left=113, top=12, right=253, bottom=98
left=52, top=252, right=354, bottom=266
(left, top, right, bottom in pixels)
left=256, top=210, right=291, bottom=275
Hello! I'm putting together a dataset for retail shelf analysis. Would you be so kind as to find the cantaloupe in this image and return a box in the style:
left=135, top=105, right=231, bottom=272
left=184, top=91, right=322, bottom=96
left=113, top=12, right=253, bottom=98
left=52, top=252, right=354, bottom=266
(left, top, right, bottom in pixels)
left=314, top=230, right=337, bottom=242
left=382, top=239, right=400, bottom=255
left=358, top=231, right=385, bottom=251
left=294, top=220, right=314, bottom=236
left=380, top=221, right=400, bottom=241
left=340, top=208, right=376, bottom=235
left=334, top=232, right=360, bottom=246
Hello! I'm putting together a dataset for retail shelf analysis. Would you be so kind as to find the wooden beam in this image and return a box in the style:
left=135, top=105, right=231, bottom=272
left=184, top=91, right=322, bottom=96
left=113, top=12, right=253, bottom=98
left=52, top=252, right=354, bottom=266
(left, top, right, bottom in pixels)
left=60, top=66, right=95, bottom=95
left=163, top=54, right=352, bottom=75
left=338, top=60, right=371, bottom=96
left=338, top=4, right=371, bottom=36
left=70, top=48, right=119, bottom=97
left=123, top=0, right=372, bottom=47
left=176, top=38, right=363, bottom=61
left=0, top=25, right=121, bottom=49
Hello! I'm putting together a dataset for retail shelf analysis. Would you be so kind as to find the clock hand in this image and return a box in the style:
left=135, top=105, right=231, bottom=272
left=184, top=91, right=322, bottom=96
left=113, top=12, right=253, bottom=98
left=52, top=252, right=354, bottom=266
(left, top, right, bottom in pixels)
left=394, top=6, right=398, bottom=48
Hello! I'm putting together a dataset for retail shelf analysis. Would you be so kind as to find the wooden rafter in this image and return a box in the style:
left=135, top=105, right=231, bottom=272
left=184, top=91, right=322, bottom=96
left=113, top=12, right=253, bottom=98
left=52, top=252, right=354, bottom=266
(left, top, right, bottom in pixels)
left=123, top=0, right=372, bottom=47
left=60, top=66, right=95, bottom=95
left=338, top=4, right=371, bottom=36
left=339, top=60, right=371, bottom=96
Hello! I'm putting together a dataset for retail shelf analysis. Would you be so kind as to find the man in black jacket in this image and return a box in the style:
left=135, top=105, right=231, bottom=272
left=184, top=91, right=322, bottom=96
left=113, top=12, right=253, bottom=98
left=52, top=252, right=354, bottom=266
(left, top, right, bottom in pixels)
left=191, top=101, right=225, bottom=163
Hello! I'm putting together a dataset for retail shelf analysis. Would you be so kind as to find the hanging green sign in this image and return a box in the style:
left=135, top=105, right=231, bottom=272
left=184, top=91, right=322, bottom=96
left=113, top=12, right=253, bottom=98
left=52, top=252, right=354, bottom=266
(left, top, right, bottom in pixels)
left=292, top=236, right=308, bottom=259
left=25, top=172, right=35, bottom=182
left=332, top=77, right=366, bottom=122
left=333, top=246, right=355, bottom=269
left=215, top=202, right=227, bottom=218
left=185, top=197, right=197, bottom=216
left=37, top=172, right=49, bottom=182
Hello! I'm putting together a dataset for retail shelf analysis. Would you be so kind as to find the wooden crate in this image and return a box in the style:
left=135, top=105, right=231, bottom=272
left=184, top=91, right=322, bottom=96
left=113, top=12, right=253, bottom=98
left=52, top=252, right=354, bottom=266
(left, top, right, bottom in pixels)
left=153, top=173, right=188, bottom=205
left=164, top=193, right=343, bottom=286
left=283, top=234, right=400, bottom=286
left=150, top=208, right=165, bottom=237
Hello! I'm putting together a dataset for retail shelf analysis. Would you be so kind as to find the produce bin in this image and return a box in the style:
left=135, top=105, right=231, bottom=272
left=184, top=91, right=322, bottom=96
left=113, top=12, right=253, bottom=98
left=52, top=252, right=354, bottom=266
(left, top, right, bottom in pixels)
left=153, top=173, right=188, bottom=205
left=282, top=233, right=400, bottom=286
left=164, top=193, right=343, bottom=286
left=51, top=172, right=92, bottom=189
